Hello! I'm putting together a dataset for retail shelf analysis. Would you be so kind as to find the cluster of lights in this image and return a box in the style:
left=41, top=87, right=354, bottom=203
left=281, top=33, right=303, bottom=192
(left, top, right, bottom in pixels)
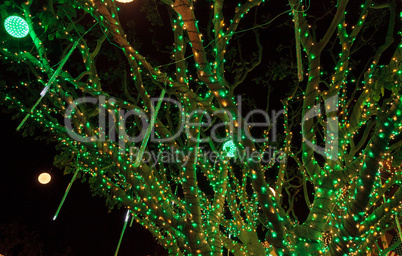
left=223, top=140, right=236, bottom=158
left=4, top=16, right=29, bottom=38
left=1, top=1, right=401, bottom=256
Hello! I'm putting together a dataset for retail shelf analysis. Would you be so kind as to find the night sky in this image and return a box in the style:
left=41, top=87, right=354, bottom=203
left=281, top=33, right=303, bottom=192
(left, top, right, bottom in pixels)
left=0, top=112, right=162, bottom=255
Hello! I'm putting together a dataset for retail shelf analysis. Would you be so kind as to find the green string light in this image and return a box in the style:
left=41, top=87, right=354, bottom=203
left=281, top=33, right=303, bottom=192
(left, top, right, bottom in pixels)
left=1, top=1, right=401, bottom=255
left=4, top=16, right=29, bottom=38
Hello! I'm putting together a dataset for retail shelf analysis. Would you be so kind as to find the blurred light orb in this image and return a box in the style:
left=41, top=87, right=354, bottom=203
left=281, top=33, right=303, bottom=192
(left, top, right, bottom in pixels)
left=4, top=16, right=29, bottom=38
left=38, top=173, right=51, bottom=184
left=115, top=0, right=134, bottom=3
left=223, top=140, right=236, bottom=158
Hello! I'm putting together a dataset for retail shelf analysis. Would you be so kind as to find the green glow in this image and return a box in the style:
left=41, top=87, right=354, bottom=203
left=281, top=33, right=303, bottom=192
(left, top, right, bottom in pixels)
left=1, top=1, right=401, bottom=255
left=223, top=140, right=236, bottom=158
left=4, top=16, right=29, bottom=38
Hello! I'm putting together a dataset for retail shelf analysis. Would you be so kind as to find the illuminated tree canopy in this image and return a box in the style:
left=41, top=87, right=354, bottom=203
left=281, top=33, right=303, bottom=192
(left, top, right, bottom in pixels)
left=0, top=0, right=401, bottom=255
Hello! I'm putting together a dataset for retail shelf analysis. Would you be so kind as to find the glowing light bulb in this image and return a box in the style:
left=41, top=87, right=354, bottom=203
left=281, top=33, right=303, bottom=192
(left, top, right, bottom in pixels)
left=4, top=16, right=29, bottom=38
left=115, top=0, right=134, bottom=3
left=38, top=173, right=51, bottom=184
left=223, top=140, right=236, bottom=158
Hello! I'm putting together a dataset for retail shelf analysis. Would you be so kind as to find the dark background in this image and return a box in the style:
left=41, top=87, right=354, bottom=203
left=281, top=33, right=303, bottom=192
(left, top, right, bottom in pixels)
left=0, top=113, right=161, bottom=256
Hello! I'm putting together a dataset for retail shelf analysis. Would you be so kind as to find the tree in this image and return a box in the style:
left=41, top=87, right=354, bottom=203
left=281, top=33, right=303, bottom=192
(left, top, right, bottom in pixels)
left=0, top=0, right=401, bottom=255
